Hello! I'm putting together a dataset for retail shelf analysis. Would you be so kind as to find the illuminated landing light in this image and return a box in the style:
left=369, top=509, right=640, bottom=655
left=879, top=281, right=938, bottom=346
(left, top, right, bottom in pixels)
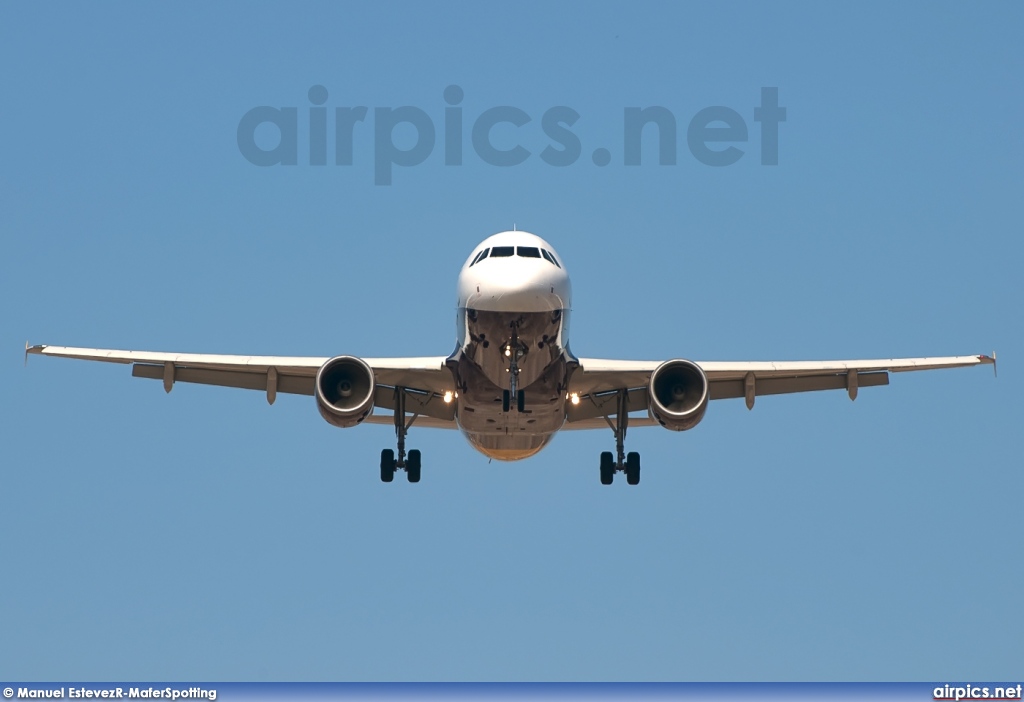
left=504, top=347, right=512, bottom=357
left=570, top=393, right=580, bottom=405
left=443, top=391, right=454, bottom=404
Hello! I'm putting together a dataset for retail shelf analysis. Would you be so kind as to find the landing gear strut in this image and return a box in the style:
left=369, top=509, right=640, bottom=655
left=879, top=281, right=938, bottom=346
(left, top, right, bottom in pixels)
left=502, top=322, right=528, bottom=414
left=599, top=389, right=641, bottom=486
left=381, top=386, right=422, bottom=483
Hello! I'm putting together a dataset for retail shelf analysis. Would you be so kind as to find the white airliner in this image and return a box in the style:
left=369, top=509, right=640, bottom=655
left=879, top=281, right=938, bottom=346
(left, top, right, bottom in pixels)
left=26, top=230, right=995, bottom=485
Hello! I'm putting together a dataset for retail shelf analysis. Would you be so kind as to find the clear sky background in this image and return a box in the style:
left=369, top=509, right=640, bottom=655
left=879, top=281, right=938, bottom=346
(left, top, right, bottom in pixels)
left=2, top=1, right=1021, bottom=682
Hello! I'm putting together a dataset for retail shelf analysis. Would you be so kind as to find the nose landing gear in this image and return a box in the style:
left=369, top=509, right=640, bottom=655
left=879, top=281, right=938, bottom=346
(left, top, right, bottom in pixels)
left=502, top=388, right=526, bottom=413
left=503, top=322, right=528, bottom=414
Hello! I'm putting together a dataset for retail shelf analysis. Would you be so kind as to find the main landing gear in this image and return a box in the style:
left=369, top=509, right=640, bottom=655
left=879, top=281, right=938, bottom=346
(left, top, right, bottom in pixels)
left=599, top=390, right=641, bottom=486
left=381, top=386, right=421, bottom=483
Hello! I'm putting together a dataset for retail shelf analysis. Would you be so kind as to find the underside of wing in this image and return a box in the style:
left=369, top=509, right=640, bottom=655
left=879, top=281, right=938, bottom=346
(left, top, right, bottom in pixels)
left=566, top=353, right=994, bottom=422
left=25, top=343, right=457, bottom=424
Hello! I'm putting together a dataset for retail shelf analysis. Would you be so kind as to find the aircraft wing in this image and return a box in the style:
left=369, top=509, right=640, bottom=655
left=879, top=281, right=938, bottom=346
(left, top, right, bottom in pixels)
left=566, top=353, right=995, bottom=422
left=25, top=343, right=459, bottom=427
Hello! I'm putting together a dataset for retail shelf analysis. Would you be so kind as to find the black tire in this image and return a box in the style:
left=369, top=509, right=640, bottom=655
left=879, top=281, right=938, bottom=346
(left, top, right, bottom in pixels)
left=626, top=451, right=640, bottom=486
left=517, top=389, right=526, bottom=412
left=600, top=451, right=614, bottom=485
left=380, top=449, right=395, bottom=483
left=407, top=449, right=421, bottom=483
left=502, top=390, right=510, bottom=413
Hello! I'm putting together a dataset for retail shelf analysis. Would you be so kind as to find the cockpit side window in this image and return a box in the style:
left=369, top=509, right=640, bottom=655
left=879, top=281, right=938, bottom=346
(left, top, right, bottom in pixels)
left=517, top=246, right=541, bottom=258
left=490, top=246, right=514, bottom=257
left=541, top=249, right=561, bottom=268
left=469, top=248, right=489, bottom=266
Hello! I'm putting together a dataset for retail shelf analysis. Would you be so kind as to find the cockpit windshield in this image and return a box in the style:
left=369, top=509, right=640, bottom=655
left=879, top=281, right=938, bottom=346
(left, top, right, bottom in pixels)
left=541, top=249, right=561, bottom=268
left=471, top=244, right=561, bottom=267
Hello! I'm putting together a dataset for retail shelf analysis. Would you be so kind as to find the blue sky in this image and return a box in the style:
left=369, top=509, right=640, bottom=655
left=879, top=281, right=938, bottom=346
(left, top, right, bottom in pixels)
left=1, top=1, right=1021, bottom=681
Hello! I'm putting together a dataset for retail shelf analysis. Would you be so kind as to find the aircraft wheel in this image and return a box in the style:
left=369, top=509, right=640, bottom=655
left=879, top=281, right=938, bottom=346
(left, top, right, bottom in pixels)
left=502, top=390, right=511, bottom=413
left=599, top=451, right=614, bottom=485
left=407, top=449, right=422, bottom=483
left=380, top=449, right=395, bottom=483
left=517, top=389, right=526, bottom=412
left=625, top=452, right=640, bottom=486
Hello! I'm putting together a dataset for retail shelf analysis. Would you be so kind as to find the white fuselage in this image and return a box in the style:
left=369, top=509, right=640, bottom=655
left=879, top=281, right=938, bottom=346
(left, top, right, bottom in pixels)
left=450, top=231, right=573, bottom=460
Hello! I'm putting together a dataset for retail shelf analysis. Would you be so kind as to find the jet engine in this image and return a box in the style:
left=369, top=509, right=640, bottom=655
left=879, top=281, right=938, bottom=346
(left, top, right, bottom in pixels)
left=315, top=356, right=376, bottom=428
left=648, top=359, right=709, bottom=431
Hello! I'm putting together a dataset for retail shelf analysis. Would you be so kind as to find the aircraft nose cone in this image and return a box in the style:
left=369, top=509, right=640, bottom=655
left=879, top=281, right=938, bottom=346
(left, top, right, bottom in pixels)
left=470, top=277, right=565, bottom=312
left=458, top=240, right=571, bottom=313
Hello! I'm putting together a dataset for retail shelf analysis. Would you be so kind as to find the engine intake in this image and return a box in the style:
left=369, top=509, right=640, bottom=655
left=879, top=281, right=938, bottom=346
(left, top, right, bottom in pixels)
left=648, top=359, right=709, bottom=431
left=315, top=356, right=375, bottom=428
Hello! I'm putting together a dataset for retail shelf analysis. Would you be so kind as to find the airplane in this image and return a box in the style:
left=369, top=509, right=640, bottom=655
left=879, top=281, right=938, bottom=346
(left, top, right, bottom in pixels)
left=26, top=230, right=995, bottom=486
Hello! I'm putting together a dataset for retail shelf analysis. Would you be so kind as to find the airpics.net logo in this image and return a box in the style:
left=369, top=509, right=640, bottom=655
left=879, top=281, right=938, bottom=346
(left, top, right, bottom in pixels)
left=236, top=85, right=786, bottom=185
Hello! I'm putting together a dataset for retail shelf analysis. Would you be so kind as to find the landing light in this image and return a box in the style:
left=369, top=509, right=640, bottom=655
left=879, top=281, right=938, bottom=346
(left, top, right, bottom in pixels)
left=443, top=391, right=454, bottom=404
left=504, top=347, right=511, bottom=357
left=570, top=393, right=580, bottom=405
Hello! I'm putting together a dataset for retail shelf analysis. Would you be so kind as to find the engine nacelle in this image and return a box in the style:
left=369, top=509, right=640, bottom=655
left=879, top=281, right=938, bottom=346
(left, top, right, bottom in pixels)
left=315, top=356, right=375, bottom=428
left=648, top=359, right=709, bottom=431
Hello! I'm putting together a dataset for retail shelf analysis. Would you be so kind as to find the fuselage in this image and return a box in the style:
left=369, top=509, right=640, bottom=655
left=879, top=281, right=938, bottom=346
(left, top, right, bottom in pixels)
left=450, top=231, right=573, bottom=460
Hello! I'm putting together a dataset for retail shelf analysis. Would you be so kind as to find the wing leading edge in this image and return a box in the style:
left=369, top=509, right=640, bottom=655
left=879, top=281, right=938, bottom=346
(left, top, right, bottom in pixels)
left=26, top=344, right=995, bottom=429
